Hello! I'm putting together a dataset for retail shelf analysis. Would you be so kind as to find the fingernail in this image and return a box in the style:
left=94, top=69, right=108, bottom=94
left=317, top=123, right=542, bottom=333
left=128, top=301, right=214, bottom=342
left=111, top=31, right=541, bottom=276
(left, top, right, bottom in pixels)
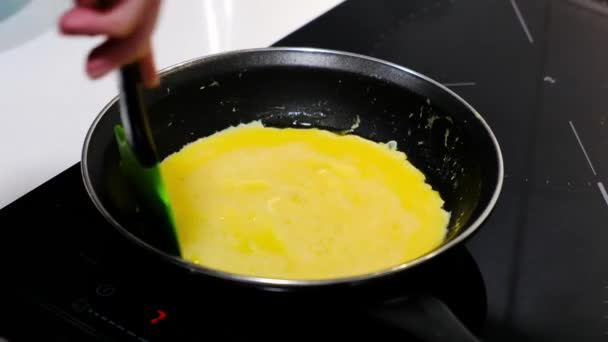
left=60, top=12, right=84, bottom=31
left=87, top=58, right=110, bottom=78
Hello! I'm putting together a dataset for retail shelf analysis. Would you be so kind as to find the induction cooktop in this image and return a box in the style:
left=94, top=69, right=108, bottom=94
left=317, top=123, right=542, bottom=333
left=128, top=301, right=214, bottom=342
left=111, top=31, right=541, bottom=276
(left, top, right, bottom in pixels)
left=2, top=0, right=608, bottom=341
left=0, top=156, right=487, bottom=341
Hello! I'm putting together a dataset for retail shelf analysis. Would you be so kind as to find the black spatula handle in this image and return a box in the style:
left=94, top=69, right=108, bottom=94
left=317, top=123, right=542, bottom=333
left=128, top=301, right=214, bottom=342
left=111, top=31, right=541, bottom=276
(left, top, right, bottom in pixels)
left=118, top=62, right=159, bottom=167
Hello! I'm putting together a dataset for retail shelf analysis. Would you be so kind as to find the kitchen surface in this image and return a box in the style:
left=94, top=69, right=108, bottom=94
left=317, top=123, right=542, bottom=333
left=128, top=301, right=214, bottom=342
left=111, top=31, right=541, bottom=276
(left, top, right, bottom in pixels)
left=1, top=0, right=608, bottom=341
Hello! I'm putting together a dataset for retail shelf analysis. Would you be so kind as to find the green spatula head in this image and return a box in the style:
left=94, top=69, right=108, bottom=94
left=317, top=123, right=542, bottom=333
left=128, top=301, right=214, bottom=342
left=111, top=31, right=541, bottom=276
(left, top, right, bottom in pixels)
left=114, top=121, right=181, bottom=256
left=114, top=61, right=181, bottom=257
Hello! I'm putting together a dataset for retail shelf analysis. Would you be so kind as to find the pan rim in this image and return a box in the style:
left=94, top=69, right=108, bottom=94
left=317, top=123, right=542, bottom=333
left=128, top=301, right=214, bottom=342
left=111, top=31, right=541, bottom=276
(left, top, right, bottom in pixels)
left=81, top=46, right=504, bottom=288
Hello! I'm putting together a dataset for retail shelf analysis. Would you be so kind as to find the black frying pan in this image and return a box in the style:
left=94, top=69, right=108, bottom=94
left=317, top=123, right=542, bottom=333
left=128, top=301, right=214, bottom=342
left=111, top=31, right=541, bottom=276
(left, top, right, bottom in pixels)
left=81, top=48, right=503, bottom=341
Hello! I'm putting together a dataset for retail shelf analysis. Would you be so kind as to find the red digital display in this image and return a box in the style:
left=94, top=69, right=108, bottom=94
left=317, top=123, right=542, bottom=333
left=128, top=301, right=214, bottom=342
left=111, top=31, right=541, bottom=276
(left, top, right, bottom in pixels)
left=150, top=309, right=167, bottom=324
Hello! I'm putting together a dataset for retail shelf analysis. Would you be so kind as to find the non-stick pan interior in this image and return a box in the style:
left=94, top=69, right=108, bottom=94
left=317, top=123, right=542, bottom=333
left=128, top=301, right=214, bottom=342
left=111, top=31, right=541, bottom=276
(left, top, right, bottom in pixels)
left=83, top=48, right=501, bottom=264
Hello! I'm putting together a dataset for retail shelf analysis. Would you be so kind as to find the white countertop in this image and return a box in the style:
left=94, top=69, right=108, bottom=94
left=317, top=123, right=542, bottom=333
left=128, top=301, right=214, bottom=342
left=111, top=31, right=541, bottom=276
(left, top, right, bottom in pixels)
left=0, top=0, right=343, bottom=209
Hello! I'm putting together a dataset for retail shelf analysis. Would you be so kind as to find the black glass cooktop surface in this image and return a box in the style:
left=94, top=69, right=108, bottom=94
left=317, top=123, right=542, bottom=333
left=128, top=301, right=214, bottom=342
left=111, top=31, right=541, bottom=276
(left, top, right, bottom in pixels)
left=0, top=163, right=489, bottom=342
left=2, top=0, right=608, bottom=341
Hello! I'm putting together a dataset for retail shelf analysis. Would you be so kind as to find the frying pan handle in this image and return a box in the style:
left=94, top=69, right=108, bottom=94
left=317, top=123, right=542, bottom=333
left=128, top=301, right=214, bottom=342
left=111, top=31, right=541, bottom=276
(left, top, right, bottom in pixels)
left=369, top=294, right=482, bottom=342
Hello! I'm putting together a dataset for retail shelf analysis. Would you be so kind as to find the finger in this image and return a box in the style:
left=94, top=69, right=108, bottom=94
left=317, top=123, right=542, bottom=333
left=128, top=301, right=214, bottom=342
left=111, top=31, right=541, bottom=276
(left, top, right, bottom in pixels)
left=134, top=0, right=161, bottom=87
left=86, top=37, right=147, bottom=79
left=85, top=39, right=145, bottom=79
left=139, top=48, right=160, bottom=87
left=85, top=0, right=159, bottom=78
left=60, top=0, right=154, bottom=38
left=75, top=0, right=97, bottom=7
left=86, top=40, right=159, bottom=87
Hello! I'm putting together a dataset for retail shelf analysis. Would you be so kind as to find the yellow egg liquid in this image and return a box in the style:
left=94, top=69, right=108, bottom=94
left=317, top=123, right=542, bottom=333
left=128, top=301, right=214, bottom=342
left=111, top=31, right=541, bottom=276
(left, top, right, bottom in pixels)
left=160, top=121, right=449, bottom=280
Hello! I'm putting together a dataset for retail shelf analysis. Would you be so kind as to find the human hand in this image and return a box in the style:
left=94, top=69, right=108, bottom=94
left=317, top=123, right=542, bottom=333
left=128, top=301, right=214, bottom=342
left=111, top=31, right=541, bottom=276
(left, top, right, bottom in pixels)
left=59, top=0, right=162, bottom=87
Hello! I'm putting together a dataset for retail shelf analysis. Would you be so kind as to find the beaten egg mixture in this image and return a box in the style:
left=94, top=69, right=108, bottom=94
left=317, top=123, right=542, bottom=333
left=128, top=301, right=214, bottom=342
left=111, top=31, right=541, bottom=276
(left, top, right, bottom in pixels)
left=160, top=121, right=449, bottom=279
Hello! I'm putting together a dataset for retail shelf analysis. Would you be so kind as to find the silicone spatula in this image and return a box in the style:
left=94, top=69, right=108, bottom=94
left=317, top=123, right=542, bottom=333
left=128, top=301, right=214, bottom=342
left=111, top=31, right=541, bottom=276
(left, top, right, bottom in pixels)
left=114, top=62, right=181, bottom=256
